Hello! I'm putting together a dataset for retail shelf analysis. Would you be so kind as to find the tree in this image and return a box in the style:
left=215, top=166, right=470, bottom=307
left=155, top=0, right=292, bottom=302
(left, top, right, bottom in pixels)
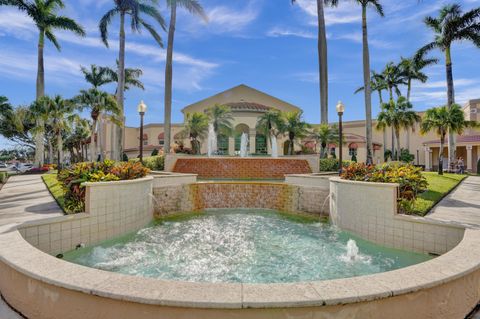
left=81, top=65, right=112, bottom=89
left=99, top=0, right=165, bottom=160
left=164, top=0, right=207, bottom=155
left=354, top=0, right=384, bottom=164
left=400, top=51, right=438, bottom=102
left=29, top=96, right=54, bottom=163
left=256, top=109, right=283, bottom=152
left=279, top=111, right=311, bottom=155
left=74, top=89, right=119, bottom=161
left=180, top=112, right=209, bottom=154
left=206, top=104, right=234, bottom=147
left=64, top=119, right=90, bottom=163
left=376, top=100, right=395, bottom=159
left=0, top=0, right=85, bottom=167
left=421, top=104, right=476, bottom=175
left=103, top=60, right=145, bottom=93
left=420, top=4, right=480, bottom=168
left=0, top=96, right=35, bottom=148
left=381, top=62, right=406, bottom=101
left=310, top=124, right=339, bottom=158
left=292, top=0, right=338, bottom=125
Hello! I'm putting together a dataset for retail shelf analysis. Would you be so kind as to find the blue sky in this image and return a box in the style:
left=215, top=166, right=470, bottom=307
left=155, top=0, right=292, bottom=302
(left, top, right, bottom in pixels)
left=1, top=0, right=479, bottom=148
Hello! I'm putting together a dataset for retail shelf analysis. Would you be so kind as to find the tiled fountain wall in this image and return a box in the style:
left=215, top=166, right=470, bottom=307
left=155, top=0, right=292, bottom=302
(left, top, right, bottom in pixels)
left=168, top=156, right=316, bottom=179
left=153, top=182, right=330, bottom=217
left=18, top=177, right=153, bottom=256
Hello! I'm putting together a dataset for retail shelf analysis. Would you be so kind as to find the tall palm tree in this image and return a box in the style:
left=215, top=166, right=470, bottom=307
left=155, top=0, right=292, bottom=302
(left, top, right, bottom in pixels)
left=400, top=51, right=438, bottom=102
left=421, top=104, right=476, bottom=175
left=206, top=104, right=234, bottom=147
left=180, top=112, right=209, bottom=154
left=103, top=61, right=145, bottom=93
left=382, top=62, right=406, bottom=101
left=376, top=101, right=395, bottom=159
left=292, top=0, right=339, bottom=125
left=64, top=119, right=90, bottom=163
left=256, top=109, right=283, bottom=152
left=279, top=111, right=311, bottom=155
left=81, top=65, right=112, bottom=89
left=99, top=0, right=165, bottom=160
left=353, top=0, right=384, bottom=164
left=420, top=4, right=480, bottom=168
left=310, top=124, right=339, bottom=158
left=0, top=0, right=85, bottom=167
left=28, top=96, right=52, bottom=163
left=164, top=0, right=207, bottom=155
left=74, top=89, right=119, bottom=161
left=48, top=95, right=79, bottom=168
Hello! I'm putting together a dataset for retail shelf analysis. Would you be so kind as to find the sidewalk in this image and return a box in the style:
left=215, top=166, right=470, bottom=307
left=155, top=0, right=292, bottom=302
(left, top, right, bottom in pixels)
left=426, top=176, right=480, bottom=228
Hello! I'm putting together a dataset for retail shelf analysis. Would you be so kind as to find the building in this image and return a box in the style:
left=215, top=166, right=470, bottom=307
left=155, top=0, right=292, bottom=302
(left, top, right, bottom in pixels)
left=104, top=84, right=480, bottom=173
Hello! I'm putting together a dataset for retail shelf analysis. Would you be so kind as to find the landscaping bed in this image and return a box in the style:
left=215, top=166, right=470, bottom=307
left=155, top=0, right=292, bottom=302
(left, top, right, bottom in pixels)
left=42, top=172, right=67, bottom=214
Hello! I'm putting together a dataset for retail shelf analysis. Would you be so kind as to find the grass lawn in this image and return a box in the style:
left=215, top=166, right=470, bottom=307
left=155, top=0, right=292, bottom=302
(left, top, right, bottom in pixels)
left=42, top=172, right=67, bottom=214
left=411, top=172, right=467, bottom=216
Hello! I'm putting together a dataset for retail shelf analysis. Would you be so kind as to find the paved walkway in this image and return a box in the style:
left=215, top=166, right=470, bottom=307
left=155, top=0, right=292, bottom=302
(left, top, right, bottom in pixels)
left=426, top=176, right=480, bottom=228
left=0, top=174, right=63, bottom=318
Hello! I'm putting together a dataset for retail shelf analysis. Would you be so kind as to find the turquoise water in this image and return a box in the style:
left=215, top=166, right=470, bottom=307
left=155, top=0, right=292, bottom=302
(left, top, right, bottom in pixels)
left=63, top=209, right=432, bottom=283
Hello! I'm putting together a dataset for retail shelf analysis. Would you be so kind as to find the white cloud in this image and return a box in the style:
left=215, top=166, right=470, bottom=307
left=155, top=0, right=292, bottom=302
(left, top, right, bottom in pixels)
left=293, top=0, right=360, bottom=26
left=0, top=8, right=36, bottom=40
left=266, top=27, right=316, bottom=39
left=207, top=4, right=259, bottom=33
left=333, top=32, right=394, bottom=49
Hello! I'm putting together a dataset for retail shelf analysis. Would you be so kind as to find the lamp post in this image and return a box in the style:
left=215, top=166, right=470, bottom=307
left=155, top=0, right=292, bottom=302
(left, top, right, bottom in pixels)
left=336, top=101, right=345, bottom=175
left=138, top=100, right=147, bottom=164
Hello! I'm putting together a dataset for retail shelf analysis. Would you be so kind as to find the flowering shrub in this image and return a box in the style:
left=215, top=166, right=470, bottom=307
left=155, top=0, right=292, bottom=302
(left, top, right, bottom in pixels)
left=58, top=160, right=149, bottom=213
left=341, top=162, right=428, bottom=214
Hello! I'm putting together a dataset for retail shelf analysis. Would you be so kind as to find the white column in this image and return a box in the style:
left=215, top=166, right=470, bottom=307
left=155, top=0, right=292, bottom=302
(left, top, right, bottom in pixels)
left=424, top=147, right=431, bottom=171
left=228, top=137, right=235, bottom=156
left=467, top=145, right=473, bottom=171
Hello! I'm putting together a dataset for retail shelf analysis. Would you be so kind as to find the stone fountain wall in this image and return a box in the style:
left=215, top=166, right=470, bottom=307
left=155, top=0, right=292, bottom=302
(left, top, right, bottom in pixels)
left=153, top=182, right=329, bottom=217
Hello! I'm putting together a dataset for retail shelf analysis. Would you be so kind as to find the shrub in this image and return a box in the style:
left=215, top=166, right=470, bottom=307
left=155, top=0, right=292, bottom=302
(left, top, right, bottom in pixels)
left=319, top=158, right=353, bottom=172
left=129, top=155, right=165, bottom=171
left=0, top=172, right=7, bottom=183
left=351, top=153, right=357, bottom=162
left=58, top=160, right=149, bottom=213
left=399, top=148, right=415, bottom=163
left=122, top=153, right=129, bottom=162
left=151, top=148, right=159, bottom=156
left=341, top=162, right=428, bottom=214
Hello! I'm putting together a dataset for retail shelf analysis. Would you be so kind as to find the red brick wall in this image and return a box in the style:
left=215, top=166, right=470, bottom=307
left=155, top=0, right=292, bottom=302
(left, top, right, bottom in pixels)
left=172, top=158, right=312, bottom=179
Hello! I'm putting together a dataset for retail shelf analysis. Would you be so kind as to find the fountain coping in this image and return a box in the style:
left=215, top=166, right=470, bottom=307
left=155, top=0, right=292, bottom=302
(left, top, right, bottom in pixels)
left=1, top=220, right=480, bottom=309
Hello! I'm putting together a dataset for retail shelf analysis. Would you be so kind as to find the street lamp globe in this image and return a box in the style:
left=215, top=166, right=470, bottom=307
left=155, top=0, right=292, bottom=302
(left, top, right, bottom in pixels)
left=137, top=100, right=147, bottom=114
left=336, top=101, right=345, bottom=115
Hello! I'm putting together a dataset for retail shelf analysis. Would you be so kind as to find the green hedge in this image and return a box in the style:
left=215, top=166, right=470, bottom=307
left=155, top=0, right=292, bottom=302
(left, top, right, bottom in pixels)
left=0, top=172, right=7, bottom=183
left=319, top=158, right=354, bottom=172
left=129, top=155, right=165, bottom=171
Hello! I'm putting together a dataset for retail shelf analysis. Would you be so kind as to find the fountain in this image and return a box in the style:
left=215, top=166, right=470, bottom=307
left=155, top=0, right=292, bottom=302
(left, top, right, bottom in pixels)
left=346, top=239, right=359, bottom=261
left=240, top=132, right=248, bottom=157
left=207, top=123, right=217, bottom=157
left=271, top=134, right=278, bottom=158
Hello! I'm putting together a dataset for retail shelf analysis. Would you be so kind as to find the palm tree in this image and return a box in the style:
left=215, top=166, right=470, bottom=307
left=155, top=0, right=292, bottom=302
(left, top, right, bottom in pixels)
left=292, top=0, right=339, bottom=125
left=81, top=65, right=112, bottom=89
left=0, top=0, right=85, bottom=167
left=279, top=111, right=311, bottom=155
left=74, top=89, right=119, bottom=161
left=206, top=104, right=234, bottom=148
left=164, top=0, right=207, bottom=156
left=28, top=96, right=53, bottom=163
left=99, top=0, right=165, bottom=160
left=353, top=0, right=384, bottom=164
left=48, top=96, right=79, bottom=168
left=103, top=61, right=145, bottom=93
left=355, top=70, right=387, bottom=104
left=400, top=51, right=438, bottom=102
left=377, top=97, right=420, bottom=161
left=256, top=109, right=283, bottom=152
left=420, top=4, right=480, bottom=168
left=382, top=62, right=406, bottom=101
left=64, top=119, right=90, bottom=163
left=310, top=124, right=339, bottom=158
left=421, top=104, right=476, bottom=175
left=180, top=112, right=209, bottom=154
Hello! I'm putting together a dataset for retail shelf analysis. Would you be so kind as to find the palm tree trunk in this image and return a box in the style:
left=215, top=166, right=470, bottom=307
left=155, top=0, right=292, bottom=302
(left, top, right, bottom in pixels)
left=361, top=5, right=373, bottom=165
left=378, top=91, right=383, bottom=104
left=445, top=46, right=456, bottom=170
left=382, top=129, right=387, bottom=161
left=34, top=30, right=45, bottom=168
left=395, top=128, right=401, bottom=161
left=164, top=2, right=177, bottom=155
left=48, top=138, right=53, bottom=164
left=90, top=120, right=97, bottom=161
left=391, top=126, right=395, bottom=159
left=406, top=78, right=412, bottom=102
left=439, top=135, right=445, bottom=175
left=115, top=11, right=126, bottom=161
left=317, top=0, right=328, bottom=124
left=57, top=132, right=63, bottom=169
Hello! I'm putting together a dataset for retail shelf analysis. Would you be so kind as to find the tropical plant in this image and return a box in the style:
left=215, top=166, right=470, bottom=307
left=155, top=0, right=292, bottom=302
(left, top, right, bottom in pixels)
left=400, top=51, right=438, bottom=102
left=103, top=60, right=145, bottom=93
left=0, top=96, right=35, bottom=148
left=279, top=111, right=311, bottom=155
left=164, top=0, right=208, bottom=156
left=180, top=112, right=209, bottom=154
left=28, top=97, right=54, bottom=163
left=355, top=70, right=387, bottom=104
left=310, top=124, right=339, bottom=158
left=206, top=104, right=234, bottom=145
left=256, top=109, right=283, bottom=152
left=80, top=65, right=112, bottom=89
left=381, top=62, right=406, bottom=100
left=319, top=158, right=353, bottom=172
left=0, top=0, right=85, bottom=167
left=292, top=0, right=339, bottom=125
left=74, top=89, right=120, bottom=161
left=100, top=0, right=165, bottom=160
left=64, top=119, right=91, bottom=163
left=377, top=97, right=420, bottom=161
left=419, top=3, right=480, bottom=167
left=353, top=0, right=384, bottom=164
left=420, top=104, right=476, bottom=175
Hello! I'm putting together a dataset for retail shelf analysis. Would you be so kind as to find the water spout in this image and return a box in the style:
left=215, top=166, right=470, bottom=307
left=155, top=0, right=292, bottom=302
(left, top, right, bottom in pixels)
left=271, top=134, right=278, bottom=158
left=240, top=132, right=248, bottom=157
left=346, top=239, right=359, bottom=261
left=207, top=123, right=217, bottom=157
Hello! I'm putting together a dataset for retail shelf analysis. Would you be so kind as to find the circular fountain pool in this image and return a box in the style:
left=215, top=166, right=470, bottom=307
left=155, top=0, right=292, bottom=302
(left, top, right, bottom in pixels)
left=64, top=209, right=431, bottom=283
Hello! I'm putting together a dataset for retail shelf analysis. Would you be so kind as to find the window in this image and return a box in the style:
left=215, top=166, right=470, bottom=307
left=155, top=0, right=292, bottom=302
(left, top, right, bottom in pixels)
left=349, top=148, right=357, bottom=156
left=143, top=140, right=148, bottom=146
left=159, top=139, right=164, bottom=146
left=330, top=147, right=336, bottom=156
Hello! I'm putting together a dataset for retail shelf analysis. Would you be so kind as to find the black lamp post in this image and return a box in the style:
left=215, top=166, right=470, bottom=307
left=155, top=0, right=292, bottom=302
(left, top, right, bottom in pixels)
left=138, top=100, right=147, bottom=164
left=336, top=101, right=345, bottom=175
